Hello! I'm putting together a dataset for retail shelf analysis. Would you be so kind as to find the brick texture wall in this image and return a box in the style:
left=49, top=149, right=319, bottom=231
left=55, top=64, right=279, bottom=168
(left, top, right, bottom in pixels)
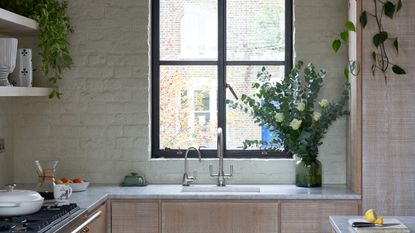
left=0, top=0, right=348, bottom=184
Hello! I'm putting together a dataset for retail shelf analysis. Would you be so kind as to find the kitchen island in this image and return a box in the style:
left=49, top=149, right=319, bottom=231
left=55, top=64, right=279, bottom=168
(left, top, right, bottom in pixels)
left=330, top=216, right=415, bottom=233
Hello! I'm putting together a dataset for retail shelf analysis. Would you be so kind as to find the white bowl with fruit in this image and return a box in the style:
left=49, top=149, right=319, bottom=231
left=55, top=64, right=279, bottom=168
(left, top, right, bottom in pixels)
left=56, top=178, right=89, bottom=192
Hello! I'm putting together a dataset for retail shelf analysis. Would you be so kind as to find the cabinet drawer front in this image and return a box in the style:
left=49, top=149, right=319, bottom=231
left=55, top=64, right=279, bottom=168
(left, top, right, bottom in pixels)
left=281, top=201, right=359, bottom=233
left=112, top=201, right=159, bottom=233
left=162, top=201, right=278, bottom=233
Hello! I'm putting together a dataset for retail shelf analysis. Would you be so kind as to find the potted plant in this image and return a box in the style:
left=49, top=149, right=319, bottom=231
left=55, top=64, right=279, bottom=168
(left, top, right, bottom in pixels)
left=228, top=61, right=350, bottom=187
left=0, top=0, right=73, bottom=99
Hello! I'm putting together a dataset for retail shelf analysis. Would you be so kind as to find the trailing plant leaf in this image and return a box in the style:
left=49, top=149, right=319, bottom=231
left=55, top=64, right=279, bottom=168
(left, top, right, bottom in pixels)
left=372, top=51, right=377, bottom=62
left=340, top=31, right=349, bottom=43
left=360, top=11, right=368, bottom=28
left=0, top=0, right=73, bottom=99
left=393, top=38, right=399, bottom=54
left=397, top=0, right=402, bottom=12
left=392, top=65, right=406, bottom=75
left=332, top=39, right=341, bottom=53
left=384, top=1, right=396, bottom=18
left=373, top=32, right=388, bottom=47
left=345, top=21, right=356, bottom=32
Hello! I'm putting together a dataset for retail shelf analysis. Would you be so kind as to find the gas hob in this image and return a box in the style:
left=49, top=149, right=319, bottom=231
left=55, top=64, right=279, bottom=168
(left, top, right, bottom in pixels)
left=0, top=203, right=79, bottom=233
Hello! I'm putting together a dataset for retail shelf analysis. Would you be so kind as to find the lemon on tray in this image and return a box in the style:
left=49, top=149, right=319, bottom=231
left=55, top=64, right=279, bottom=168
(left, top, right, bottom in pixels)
left=364, top=209, right=384, bottom=224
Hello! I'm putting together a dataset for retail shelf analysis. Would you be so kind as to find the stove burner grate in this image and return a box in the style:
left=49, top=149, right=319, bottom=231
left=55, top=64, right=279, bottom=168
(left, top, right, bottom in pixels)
left=0, top=203, right=79, bottom=233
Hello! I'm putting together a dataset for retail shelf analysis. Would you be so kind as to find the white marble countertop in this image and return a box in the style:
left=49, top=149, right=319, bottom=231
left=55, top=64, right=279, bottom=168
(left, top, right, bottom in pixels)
left=68, top=184, right=361, bottom=211
left=330, top=216, right=415, bottom=233
left=25, top=184, right=359, bottom=232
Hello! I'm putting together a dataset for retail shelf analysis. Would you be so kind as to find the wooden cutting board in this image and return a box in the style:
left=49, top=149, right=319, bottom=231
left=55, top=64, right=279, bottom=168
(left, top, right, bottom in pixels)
left=348, top=219, right=410, bottom=233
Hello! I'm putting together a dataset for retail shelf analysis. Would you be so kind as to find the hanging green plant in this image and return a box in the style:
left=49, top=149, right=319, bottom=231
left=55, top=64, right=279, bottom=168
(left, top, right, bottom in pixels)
left=332, top=0, right=406, bottom=82
left=0, top=0, right=73, bottom=99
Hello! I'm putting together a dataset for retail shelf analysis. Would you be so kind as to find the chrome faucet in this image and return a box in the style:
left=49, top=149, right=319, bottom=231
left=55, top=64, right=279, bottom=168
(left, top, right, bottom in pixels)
left=209, top=127, right=233, bottom=186
left=182, top=147, right=202, bottom=186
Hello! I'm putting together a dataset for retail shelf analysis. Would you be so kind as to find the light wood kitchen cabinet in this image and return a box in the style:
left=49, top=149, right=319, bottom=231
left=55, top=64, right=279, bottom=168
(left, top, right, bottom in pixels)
left=86, top=202, right=108, bottom=233
left=111, top=200, right=159, bottom=233
left=280, top=200, right=359, bottom=233
left=161, top=201, right=279, bottom=233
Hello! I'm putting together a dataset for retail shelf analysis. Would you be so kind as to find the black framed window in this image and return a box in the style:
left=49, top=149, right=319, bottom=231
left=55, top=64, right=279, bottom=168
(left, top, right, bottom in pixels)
left=152, top=0, right=293, bottom=158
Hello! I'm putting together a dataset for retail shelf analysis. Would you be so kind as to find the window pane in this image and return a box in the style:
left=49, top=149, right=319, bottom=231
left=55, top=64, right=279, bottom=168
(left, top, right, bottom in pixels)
left=227, top=0, right=285, bottom=61
left=226, top=66, right=284, bottom=149
left=160, top=66, right=218, bottom=150
left=160, top=0, right=218, bottom=60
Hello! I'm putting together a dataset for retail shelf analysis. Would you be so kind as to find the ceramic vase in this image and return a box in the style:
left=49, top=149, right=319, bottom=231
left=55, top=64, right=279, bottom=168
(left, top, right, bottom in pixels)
left=10, top=48, right=33, bottom=87
left=0, top=38, right=18, bottom=86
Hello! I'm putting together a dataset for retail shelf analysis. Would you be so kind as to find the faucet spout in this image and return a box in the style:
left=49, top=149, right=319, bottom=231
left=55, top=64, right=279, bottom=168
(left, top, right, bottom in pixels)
left=210, top=127, right=233, bottom=186
left=182, top=147, right=202, bottom=186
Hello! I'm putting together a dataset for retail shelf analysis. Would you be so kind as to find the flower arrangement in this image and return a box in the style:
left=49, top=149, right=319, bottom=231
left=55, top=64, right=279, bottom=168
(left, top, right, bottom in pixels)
left=228, top=61, right=350, bottom=160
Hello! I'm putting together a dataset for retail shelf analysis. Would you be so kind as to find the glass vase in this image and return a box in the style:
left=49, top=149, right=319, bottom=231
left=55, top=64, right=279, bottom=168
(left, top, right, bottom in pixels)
left=295, top=157, right=322, bottom=187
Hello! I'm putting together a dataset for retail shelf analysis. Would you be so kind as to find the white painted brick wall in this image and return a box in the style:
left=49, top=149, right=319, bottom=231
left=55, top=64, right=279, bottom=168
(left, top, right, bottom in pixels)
left=0, top=0, right=348, bottom=185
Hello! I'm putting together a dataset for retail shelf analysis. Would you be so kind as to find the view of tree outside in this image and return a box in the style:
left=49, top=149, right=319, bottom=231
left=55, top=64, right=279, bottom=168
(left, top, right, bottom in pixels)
left=227, top=0, right=285, bottom=61
left=159, top=66, right=218, bottom=149
left=158, top=0, right=285, bottom=151
left=226, top=66, right=284, bottom=149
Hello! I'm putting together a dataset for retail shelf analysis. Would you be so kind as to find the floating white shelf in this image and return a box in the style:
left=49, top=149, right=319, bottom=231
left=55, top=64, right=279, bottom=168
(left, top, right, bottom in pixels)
left=0, top=87, right=52, bottom=97
left=0, top=9, right=50, bottom=97
left=0, top=8, right=38, bottom=36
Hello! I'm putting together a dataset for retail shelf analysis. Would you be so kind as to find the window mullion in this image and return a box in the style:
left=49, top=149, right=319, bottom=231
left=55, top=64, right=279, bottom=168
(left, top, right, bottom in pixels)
left=285, top=0, right=293, bottom=75
left=218, top=0, right=227, bottom=153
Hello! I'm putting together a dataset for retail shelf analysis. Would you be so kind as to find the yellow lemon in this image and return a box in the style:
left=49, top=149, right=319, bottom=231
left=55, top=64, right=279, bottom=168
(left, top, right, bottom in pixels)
left=364, top=209, right=378, bottom=223
left=375, top=218, right=384, bottom=225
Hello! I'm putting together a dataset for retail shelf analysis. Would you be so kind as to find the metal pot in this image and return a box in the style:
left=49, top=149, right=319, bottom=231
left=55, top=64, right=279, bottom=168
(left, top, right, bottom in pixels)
left=0, top=184, right=44, bottom=216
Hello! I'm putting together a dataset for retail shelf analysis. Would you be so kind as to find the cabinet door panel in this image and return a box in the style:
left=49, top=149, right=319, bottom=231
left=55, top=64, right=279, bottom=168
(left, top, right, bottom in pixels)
left=112, top=201, right=159, bottom=233
left=88, top=203, right=107, bottom=233
left=162, top=201, right=278, bottom=233
left=281, top=201, right=359, bottom=233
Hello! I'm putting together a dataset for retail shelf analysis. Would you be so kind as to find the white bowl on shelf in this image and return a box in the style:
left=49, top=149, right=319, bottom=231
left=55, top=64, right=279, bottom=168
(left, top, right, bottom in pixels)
left=0, top=38, right=18, bottom=86
left=69, top=182, right=90, bottom=192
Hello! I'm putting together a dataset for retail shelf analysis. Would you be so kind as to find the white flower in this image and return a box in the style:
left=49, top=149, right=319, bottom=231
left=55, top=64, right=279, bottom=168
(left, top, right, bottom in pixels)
left=289, top=119, right=302, bottom=130
left=319, top=99, right=329, bottom=108
left=296, top=102, right=305, bottom=112
left=313, top=111, right=321, bottom=121
left=275, top=113, right=284, bottom=123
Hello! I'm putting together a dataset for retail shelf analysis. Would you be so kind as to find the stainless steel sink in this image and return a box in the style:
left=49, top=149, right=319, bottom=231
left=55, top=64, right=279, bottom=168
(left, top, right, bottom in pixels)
left=181, top=185, right=260, bottom=193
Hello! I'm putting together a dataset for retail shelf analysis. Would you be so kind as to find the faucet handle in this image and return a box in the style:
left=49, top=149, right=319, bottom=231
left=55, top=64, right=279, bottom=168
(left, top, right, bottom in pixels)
left=209, top=164, right=218, bottom=177
left=224, top=165, right=233, bottom=177
left=182, top=173, right=196, bottom=186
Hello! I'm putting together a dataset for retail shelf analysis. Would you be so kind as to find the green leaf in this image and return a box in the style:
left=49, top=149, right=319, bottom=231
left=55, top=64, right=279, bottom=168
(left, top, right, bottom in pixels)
left=48, top=89, right=57, bottom=99
left=373, top=32, right=388, bottom=47
left=332, top=39, right=341, bottom=53
left=393, top=38, right=399, bottom=54
left=384, top=1, right=396, bottom=18
left=340, top=31, right=349, bottom=43
left=360, top=11, right=368, bottom=28
left=343, top=68, right=349, bottom=81
left=392, top=65, right=406, bottom=75
left=397, top=0, right=402, bottom=12
left=345, top=21, right=356, bottom=32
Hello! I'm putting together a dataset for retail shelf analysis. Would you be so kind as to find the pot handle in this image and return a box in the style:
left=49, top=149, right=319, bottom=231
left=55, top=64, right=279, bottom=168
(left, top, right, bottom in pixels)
left=0, top=202, right=21, bottom=208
